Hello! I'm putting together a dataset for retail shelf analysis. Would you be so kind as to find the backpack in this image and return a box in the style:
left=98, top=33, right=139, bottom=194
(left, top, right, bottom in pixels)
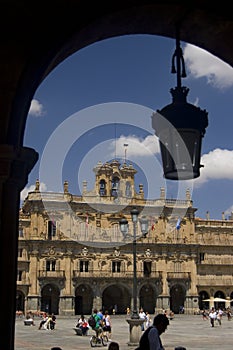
left=135, top=326, right=153, bottom=350
left=88, top=314, right=97, bottom=329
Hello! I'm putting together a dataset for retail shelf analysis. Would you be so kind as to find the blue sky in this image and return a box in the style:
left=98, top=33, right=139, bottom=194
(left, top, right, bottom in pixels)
left=22, top=34, right=233, bottom=220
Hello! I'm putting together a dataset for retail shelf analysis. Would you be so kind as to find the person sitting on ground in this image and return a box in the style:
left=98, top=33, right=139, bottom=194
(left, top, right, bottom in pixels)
left=24, top=314, right=35, bottom=326
left=77, top=314, right=89, bottom=335
left=50, top=313, right=57, bottom=330
left=44, top=314, right=53, bottom=330
left=38, top=312, right=48, bottom=329
left=137, top=313, right=169, bottom=350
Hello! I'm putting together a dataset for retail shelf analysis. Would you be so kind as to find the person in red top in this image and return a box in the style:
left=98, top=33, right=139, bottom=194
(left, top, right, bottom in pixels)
left=77, top=314, right=89, bottom=335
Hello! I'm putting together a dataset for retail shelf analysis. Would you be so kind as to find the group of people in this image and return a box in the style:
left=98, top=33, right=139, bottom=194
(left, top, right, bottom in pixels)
left=139, top=308, right=152, bottom=331
left=84, top=309, right=171, bottom=350
left=38, top=312, right=56, bottom=330
left=76, top=308, right=112, bottom=340
left=202, top=307, right=224, bottom=327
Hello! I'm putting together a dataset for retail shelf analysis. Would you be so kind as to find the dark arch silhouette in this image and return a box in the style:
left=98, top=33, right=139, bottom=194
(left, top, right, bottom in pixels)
left=1, top=2, right=233, bottom=349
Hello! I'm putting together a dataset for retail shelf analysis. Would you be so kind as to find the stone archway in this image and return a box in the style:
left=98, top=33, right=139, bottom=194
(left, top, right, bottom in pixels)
left=170, top=284, right=186, bottom=314
left=41, top=283, right=60, bottom=315
left=16, top=290, right=25, bottom=313
left=199, top=290, right=210, bottom=310
left=139, top=284, right=156, bottom=314
left=75, top=284, right=93, bottom=315
left=102, top=284, right=130, bottom=314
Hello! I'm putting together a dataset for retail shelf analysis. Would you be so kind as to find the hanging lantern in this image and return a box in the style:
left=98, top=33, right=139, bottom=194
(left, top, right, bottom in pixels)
left=152, top=28, right=208, bottom=180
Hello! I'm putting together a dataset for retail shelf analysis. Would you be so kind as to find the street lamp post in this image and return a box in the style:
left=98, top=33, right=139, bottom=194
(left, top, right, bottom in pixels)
left=119, top=208, right=148, bottom=345
left=131, top=208, right=139, bottom=319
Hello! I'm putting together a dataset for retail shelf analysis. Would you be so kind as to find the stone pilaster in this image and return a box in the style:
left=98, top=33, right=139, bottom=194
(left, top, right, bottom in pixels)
left=0, top=145, right=38, bottom=350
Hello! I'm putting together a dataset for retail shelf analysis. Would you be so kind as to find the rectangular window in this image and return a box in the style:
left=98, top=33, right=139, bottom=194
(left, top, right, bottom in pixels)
left=19, top=228, right=24, bottom=237
left=17, top=270, right=23, bottom=281
left=46, top=260, right=56, bottom=271
left=112, top=261, right=121, bottom=273
left=80, top=260, right=89, bottom=272
left=48, top=220, right=56, bottom=240
left=143, top=261, right=151, bottom=277
left=200, top=252, right=205, bottom=262
left=18, top=248, right=23, bottom=257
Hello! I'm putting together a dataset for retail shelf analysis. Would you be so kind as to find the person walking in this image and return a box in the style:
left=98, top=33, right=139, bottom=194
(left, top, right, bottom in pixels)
left=103, top=310, right=112, bottom=341
left=145, top=311, right=152, bottom=329
left=209, top=308, right=217, bottom=327
left=139, top=308, right=146, bottom=331
left=136, top=313, right=169, bottom=350
left=201, top=309, right=208, bottom=320
left=216, top=308, right=223, bottom=326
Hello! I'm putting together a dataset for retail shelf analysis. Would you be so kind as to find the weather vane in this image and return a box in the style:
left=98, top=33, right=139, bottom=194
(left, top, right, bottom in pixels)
left=123, top=143, right=128, bottom=163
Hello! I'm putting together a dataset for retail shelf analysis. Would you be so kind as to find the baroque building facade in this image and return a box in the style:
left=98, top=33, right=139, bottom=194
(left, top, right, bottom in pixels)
left=17, top=160, right=233, bottom=316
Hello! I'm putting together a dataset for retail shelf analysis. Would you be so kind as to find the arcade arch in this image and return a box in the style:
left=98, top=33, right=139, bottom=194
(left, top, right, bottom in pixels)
left=170, top=284, right=186, bottom=314
left=139, top=284, right=157, bottom=314
left=75, top=284, right=93, bottom=315
left=102, top=284, right=130, bottom=314
left=16, top=290, right=25, bottom=313
left=40, top=283, right=60, bottom=315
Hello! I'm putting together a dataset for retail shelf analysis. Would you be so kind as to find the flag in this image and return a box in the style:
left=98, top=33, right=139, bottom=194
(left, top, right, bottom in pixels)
left=176, top=218, right=181, bottom=230
left=150, top=217, right=155, bottom=230
left=86, top=213, right=89, bottom=227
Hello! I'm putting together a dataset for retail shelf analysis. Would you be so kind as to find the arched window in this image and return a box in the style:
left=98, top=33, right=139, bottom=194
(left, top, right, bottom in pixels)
left=111, top=176, right=119, bottom=197
left=125, top=181, right=132, bottom=197
left=99, top=179, right=106, bottom=196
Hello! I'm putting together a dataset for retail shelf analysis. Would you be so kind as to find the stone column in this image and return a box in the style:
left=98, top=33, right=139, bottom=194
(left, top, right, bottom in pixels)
left=126, top=318, right=144, bottom=346
left=0, top=145, right=38, bottom=350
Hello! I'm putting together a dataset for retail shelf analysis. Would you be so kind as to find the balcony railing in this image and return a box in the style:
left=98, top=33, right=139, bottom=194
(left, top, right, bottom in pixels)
left=17, top=279, right=30, bottom=286
left=197, top=275, right=233, bottom=286
left=73, top=269, right=161, bottom=279
left=38, top=270, right=65, bottom=278
left=167, top=272, right=191, bottom=280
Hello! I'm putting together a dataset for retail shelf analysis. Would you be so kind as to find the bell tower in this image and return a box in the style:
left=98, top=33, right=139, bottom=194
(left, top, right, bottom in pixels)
left=92, top=159, right=140, bottom=201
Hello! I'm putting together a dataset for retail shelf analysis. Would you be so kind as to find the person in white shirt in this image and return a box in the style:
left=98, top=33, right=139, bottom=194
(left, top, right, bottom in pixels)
left=139, top=308, right=146, bottom=331
left=103, top=310, right=112, bottom=341
left=145, top=311, right=152, bottom=329
left=209, top=308, right=217, bottom=327
left=216, top=308, right=223, bottom=325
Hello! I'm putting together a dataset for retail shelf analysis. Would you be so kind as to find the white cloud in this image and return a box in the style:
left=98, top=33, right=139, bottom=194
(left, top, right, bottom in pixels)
left=21, top=182, right=47, bottom=201
left=183, top=44, right=233, bottom=89
left=28, top=99, right=45, bottom=117
left=113, top=134, right=160, bottom=158
left=224, top=206, right=233, bottom=217
left=195, top=148, right=233, bottom=186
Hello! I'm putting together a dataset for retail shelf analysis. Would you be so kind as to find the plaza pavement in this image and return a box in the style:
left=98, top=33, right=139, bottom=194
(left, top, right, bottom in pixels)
left=15, top=314, right=233, bottom=350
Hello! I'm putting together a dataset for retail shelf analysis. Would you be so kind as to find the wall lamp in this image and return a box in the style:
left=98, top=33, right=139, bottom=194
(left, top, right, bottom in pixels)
left=152, top=28, right=208, bottom=180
